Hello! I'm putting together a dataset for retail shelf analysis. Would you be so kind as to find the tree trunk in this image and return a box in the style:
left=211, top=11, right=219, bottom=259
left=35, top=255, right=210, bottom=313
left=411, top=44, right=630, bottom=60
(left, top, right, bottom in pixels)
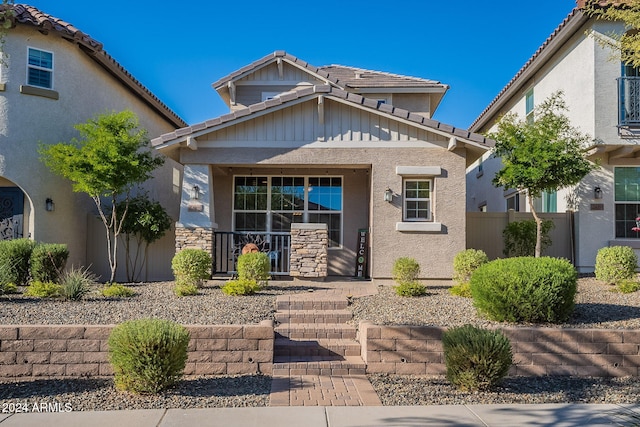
left=528, top=193, right=543, bottom=258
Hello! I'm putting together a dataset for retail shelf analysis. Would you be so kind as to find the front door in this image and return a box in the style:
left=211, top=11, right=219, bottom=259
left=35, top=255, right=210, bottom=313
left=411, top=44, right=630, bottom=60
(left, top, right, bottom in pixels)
left=0, top=188, right=24, bottom=240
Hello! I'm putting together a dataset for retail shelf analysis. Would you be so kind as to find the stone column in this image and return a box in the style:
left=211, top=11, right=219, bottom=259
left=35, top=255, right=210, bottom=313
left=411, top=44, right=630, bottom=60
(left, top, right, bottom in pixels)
left=175, top=164, right=216, bottom=254
left=289, top=223, right=328, bottom=279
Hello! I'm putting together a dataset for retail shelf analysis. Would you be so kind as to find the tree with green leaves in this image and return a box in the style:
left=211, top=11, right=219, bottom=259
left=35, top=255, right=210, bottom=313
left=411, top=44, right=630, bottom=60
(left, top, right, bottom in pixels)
left=582, top=0, right=640, bottom=68
left=490, top=91, right=596, bottom=257
left=40, top=110, right=164, bottom=283
left=116, top=194, right=172, bottom=282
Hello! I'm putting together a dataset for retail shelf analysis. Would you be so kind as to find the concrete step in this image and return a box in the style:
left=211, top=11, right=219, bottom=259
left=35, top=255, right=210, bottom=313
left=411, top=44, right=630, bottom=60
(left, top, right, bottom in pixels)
left=276, top=296, right=348, bottom=311
left=275, top=309, right=353, bottom=325
left=275, top=323, right=357, bottom=340
left=274, top=338, right=361, bottom=358
left=272, top=355, right=366, bottom=376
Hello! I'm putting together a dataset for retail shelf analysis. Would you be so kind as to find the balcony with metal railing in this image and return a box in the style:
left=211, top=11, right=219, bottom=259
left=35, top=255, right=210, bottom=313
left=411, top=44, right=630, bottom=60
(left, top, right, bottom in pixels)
left=618, top=76, right=640, bottom=127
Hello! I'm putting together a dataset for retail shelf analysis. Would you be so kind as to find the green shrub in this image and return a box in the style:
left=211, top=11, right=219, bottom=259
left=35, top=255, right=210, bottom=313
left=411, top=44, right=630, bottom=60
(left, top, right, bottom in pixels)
left=453, top=249, right=488, bottom=285
left=108, top=318, right=190, bottom=394
left=171, top=249, right=211, bottom=287
left=24, top=281, right=61, bottom=298
left=30, top=243, right=69, bottom=283
left=449, top=282, right=472, bottom=298
left=0, top=238, right=35, bottom=285
left=615, top=280, right=640, bottom=294
left=394, top=280, right=427, bottom=297
left=174, top=283, right=198, bottom=297
left=392, top=257, right=420, bottom=283
left=237, top=252, right=270, bottom=284
left=58, top=267, right=95, bottom=301
left=595, top=246, right=638, bottom=285
left=470, top=257, right=577, bottom=323
left=503, top=219, right=554, bottom=257
left=443, top=324, right=512, bottom=391
left=1, top=282, right=17, bottom=294
left=221, top=278, right=262, bottom=296
left=102, top=283, right=135, bottom=298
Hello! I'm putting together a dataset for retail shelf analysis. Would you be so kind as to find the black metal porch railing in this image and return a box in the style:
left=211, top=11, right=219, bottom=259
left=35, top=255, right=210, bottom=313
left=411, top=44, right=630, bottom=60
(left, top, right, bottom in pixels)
left=213, top=231, right=291, bottom=276
left=618, top=76, right=640, bottom=127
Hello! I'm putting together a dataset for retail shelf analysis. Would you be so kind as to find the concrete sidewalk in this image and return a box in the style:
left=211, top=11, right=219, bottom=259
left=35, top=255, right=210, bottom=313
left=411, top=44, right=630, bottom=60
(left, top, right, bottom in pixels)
left=2, top=404, right=640, bottom=426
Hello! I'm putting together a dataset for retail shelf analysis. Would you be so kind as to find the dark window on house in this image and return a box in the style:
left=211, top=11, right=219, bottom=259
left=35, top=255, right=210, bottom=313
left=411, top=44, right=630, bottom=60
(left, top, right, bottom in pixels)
left=27, top=48, right=53, bottom=89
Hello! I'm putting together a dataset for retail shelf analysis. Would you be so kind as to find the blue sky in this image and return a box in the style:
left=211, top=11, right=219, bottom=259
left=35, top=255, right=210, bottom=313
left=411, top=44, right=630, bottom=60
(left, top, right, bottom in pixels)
left=25, top=0, right=577, bottom=129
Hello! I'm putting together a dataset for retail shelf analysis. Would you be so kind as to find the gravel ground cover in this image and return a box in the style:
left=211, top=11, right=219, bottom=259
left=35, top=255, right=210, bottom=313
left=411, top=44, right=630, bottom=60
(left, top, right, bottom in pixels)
left=0, top=280, right=308, bottom=325
left=2, top=277, right=640, bottom=408
left=350, top=277, right=640, bottom=329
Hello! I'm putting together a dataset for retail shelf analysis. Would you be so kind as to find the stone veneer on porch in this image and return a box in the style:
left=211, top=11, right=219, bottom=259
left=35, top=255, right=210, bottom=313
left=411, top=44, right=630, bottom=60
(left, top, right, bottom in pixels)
left=289, top=223, right=328, bottom=279
left=175, top=226, right=213, bottom=254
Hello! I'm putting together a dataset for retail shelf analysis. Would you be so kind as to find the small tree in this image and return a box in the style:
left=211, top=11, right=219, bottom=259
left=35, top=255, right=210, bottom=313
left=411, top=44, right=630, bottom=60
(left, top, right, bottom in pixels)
left=40, top=110, right=164, bottom=283
left=117, top=195, right=172, bottom=282
left=490, top=92, right=596, bottom=257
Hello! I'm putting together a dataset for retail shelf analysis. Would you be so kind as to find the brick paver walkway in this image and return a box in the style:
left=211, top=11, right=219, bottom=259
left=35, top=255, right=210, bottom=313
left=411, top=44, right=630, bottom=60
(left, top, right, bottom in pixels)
left=269, top=280, right=382, bottom=406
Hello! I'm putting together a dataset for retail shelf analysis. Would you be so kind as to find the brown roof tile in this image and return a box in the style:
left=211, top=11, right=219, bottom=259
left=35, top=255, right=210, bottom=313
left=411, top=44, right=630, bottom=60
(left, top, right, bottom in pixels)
left=152, top=85, right=494, bottom=151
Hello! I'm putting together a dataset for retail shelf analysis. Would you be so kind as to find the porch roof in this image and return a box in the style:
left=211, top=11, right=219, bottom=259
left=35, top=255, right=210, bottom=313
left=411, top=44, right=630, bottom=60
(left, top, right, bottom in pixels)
left=151, top=84, right=494, bottom=165
left=586, top=142, right=640, bottom=164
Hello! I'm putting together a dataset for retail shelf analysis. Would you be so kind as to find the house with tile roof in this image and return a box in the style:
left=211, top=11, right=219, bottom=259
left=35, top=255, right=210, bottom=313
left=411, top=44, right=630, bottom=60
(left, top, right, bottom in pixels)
left=153, top=51, right=492, bottom=279
left=0, top=4, right=186, bottom=279
left=466, top=1, right=640, bottom=272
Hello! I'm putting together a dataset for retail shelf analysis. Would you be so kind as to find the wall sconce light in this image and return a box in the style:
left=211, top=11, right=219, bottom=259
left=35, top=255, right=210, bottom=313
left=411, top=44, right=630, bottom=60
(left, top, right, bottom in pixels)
left=594, top=186, right=602, bottom=200
left=384, top=187, right=393, bottom=203
left=45, top=198, right=55, bottom=212
left=190, top=184, right=200, bottom=200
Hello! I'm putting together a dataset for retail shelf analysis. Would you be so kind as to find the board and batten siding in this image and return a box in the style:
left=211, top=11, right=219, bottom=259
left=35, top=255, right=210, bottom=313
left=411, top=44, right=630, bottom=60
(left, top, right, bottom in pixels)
left=199, top=98, right=448, bottom=147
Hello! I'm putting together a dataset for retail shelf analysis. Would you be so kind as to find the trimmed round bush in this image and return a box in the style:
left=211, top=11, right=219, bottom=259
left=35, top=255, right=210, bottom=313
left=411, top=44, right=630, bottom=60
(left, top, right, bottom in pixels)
left=470, top=257, right=577, bottom=323
left=174, top=283, right=198, bottom=297
left=394, top=280, right=427, bottom=297
left=237, top=252, right=270, bottom=283
left=392, top=257, right=420, bottom=283
left=108, top=318, right=190, bottom=394
left=453, top=249, right=488, bottom=285
left=222, top=278, right=262, bottom=296
left=30, top=243, right=69, bottom=283
left=595, top=246, right=638, bottom=285
left=171, top=249, right=211, bottom=287
left=0, top=238, right=36, bottom=285
left=443, top=324, right=512, bottom=391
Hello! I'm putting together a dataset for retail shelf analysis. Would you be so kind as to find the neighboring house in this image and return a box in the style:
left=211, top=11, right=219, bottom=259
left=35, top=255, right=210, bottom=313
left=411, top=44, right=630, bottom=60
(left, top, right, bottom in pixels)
left=152, top=51, right=492, bottom=279
left=0, top=5, right=186, bottom=280
left=466, top=1, right=640, bottom=272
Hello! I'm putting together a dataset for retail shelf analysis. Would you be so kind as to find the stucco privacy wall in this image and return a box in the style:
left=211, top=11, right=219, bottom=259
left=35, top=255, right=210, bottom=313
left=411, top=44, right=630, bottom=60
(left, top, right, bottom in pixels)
left=181, top=145, right=466, bottom=279
left=360, top=323, right=640, bottom=377
left=0, top=322, right=274, bottom=378
left=0, top=26, right=182, bottom=274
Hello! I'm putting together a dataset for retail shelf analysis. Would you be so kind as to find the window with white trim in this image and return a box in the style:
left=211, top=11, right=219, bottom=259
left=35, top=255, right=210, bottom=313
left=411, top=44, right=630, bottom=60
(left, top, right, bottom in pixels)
left=403, top=179, right=432, bottom=221
left=525, top=88, right=534, bottom=124
left=615, top=167, right=640, bottom=238
left=27, top=47, right=53, bottom=89
left=233, top=176, right=343, bottom=247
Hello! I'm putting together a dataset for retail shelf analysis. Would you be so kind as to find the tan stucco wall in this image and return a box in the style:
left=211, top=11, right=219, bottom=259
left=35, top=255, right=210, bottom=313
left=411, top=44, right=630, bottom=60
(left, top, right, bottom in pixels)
left=0, top=27, right=181, bottom=276
left=182, top=145, right=466, bottom=279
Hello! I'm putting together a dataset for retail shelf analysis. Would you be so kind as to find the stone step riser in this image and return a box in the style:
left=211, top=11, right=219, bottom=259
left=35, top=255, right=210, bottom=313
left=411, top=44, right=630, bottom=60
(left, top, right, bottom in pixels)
left=273, top=367, right=367, bottom=376
left=275, top=313, right=352, bottom=324
left=276, top=301, right=348, bottom=311
left=275, top=330, right=357, bottom=340
left=274, top=346, right=361, bottom=358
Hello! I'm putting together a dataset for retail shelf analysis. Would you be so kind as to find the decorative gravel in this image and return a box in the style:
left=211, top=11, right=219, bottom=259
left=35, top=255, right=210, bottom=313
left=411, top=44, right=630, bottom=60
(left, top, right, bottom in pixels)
left=369, top=374, right=640, bottom=405
left=0, top=281, right=308, bottom=325
left=350, top=277, right=640, bottom=329
left=0, top=375, right=271, bottom=410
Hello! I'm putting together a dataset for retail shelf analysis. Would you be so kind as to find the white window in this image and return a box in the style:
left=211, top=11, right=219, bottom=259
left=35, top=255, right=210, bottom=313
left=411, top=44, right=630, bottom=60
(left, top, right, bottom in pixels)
left=403, top=179, right=432, bottom=221
left=27, top=47, right=53, bottom=89
left=525, top=88, right=534, bottom=124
